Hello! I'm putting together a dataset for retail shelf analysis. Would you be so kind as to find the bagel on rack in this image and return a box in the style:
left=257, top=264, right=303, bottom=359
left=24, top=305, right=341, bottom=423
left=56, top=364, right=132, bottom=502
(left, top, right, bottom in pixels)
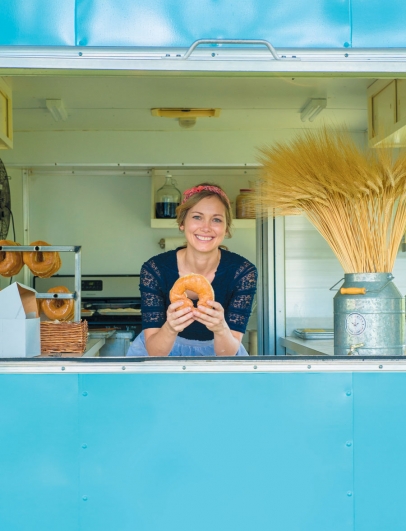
left=169, top=273, right=214, bottom=310
left=41, top=286, right=74, bottom=322
left=0, top=240, right=24, bottom=277
left=22, top=240, right=61, bottom=278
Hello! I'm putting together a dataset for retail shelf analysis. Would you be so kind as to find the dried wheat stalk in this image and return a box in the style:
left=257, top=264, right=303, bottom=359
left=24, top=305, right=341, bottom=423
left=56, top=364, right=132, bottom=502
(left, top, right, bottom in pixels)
left=253, top=128, right=406, bottom=273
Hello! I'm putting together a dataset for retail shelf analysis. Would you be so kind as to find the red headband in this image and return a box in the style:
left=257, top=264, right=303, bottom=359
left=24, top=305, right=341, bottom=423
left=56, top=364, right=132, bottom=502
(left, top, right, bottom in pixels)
left=182, top=185, right=230, bottom=205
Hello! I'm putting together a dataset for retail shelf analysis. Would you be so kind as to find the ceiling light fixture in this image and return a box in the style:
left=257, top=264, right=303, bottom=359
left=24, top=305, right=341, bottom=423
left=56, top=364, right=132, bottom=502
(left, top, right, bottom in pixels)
left=300, top=98, right=327, bottom=122
left=46, top=99, right=68, bottom=122
left=178, top=118, right=197, bottom=129
left=151, top=108, right=221, bottom=128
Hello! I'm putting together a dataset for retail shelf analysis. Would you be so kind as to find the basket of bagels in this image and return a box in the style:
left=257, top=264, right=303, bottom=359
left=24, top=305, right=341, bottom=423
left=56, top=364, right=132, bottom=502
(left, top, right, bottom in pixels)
left=39, top=286, right=88, bottom=354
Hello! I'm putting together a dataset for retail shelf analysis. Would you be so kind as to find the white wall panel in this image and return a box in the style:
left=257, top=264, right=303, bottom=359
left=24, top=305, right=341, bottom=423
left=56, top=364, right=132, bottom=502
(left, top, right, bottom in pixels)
left=25, top=173, right=256, bottom=277
left=285, top=215, right=406, bottom=336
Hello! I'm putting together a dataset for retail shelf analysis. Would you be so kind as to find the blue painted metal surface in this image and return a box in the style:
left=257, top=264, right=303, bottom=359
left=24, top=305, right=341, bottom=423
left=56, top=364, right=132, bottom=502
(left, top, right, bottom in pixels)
left=353, top=373, right=406, bottom=531
left=352, top=0, right=406, bottom=48
left=0, top=0, right=76, bottom=46
left=76, top=0, right=349, bottom=48
left=1, top=0, right=406, bottom=49
left=0, top=372, right=354, bottom=531
left=0, top=375, right=79, bottom=531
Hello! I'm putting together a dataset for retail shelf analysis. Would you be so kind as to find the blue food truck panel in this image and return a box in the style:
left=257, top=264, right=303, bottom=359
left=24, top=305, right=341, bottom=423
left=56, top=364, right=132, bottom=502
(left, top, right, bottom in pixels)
left=1, top=0, right=406, bottom=49
left=75, top=0, right=350, bottom=48
left=0, top=0, right=76, bottom=46
left=351, top=0, right=406, bottom=48
left=0, top=375, right=79, bottom=531
left=0, top=371, right=353, bottom=531
left=353, top=372, right=406, bottom=531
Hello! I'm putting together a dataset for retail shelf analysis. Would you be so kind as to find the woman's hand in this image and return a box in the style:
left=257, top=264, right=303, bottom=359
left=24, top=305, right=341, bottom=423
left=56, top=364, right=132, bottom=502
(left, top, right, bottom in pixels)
left=166, top=301, right=195, bottom=333
left=193, top=301, right=228, bottom=334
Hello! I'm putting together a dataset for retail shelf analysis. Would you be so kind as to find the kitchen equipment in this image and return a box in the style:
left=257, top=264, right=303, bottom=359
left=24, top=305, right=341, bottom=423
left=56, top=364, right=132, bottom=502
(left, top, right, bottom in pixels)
left=236, top=189, right=255, bottom=219
left=155, top=173, right=181, bottom=219
left=34, top=275, right=142, bottom=356
left=293, top=328, right=334, bottom=340
left=332, top=273, right=405, bottom=356
left=99, top=330, right=134, bottom=357
left=0, top=159, right=11, bottom=239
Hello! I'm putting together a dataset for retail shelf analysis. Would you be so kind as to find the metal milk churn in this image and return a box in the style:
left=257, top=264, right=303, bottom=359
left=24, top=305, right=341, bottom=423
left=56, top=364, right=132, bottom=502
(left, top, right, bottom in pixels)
left=332, top=273, right=405, bottom=356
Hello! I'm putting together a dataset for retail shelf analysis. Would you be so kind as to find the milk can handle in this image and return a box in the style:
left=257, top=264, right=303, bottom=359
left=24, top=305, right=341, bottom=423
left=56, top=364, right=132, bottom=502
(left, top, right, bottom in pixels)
left=329, top=278, right=344, bottom=291
left=329, top=274, right=394, bottom=293
left=341, top=287, right=366, bottom=295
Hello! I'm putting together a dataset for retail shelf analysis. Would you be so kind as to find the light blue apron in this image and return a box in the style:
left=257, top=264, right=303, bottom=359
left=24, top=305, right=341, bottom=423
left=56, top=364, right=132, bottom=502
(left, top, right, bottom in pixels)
left=126, top=330, right=249, bottom=357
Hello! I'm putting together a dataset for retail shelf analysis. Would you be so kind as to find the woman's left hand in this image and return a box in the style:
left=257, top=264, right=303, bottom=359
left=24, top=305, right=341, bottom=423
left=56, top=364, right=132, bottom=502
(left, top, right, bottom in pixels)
left=193, top=301, right=228, bottom=334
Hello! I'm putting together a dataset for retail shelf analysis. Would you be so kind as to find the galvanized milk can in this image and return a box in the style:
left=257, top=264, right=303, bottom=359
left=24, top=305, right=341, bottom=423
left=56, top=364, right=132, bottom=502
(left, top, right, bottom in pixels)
left=332, top=273, right=405, bottom=356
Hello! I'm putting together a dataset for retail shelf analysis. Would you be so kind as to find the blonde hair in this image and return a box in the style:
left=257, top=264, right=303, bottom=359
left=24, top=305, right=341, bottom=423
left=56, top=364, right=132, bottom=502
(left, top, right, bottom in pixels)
left=176, top=182, right=232, bottom=237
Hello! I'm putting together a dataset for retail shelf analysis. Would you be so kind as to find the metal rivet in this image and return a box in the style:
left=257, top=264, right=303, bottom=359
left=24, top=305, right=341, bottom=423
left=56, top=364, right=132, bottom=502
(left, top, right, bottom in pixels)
left=122, top=366, right=126, bottom=370
left=82, top=444, right=87, bottom=449
left=61, top=366, right=65, bottom=371
left=253, top=365, right=257, bottom=369
left=347, top=491, right=352, bottom=497
left=346, top=391, right=352, bottom=396
left=182, top=366, right=186, bottom=370
left=82, top=495, right=87, bottom=501
left=211, top=52, right=215, bottom=57
left=82, top=391, right=88, bottom=396
left=379, top=365, right=383, bottom=369
left=344, top=53, right=349, bottom=57
left=78, top=52, right=83, bottom=56
left=307, top=365, right=311, bottom=369
left=346, top=441, right=352, bottom=447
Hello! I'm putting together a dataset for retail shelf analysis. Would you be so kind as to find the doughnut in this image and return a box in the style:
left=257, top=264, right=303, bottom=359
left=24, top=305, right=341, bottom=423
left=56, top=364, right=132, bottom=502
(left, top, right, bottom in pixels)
left=170, top=273, right=214, bottom=310
left=0, top=240, right=23, bottom=277
left=41, top=286, right=74, bottom=321
left=22, top=240, right=61, bottom=278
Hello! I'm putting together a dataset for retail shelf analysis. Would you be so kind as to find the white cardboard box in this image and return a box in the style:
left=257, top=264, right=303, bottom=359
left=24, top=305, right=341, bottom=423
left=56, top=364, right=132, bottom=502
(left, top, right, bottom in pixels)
left=0, top=282, right=41, bottom=358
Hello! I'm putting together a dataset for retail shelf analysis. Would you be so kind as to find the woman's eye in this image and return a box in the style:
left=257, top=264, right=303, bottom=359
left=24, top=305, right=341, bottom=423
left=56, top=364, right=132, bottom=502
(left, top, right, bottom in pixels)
left=213, top=218, right=223, bottom=223
left=192, top=215, right=201, bottom=220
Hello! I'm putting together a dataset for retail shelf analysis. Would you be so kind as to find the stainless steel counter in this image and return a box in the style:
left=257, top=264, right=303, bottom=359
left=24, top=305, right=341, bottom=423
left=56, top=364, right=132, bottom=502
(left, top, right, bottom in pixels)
left=280, top=336, right=334, bottom=356
left=1, top=357, right=406, bottom=373
left=38, top=337, right=105, bottom=358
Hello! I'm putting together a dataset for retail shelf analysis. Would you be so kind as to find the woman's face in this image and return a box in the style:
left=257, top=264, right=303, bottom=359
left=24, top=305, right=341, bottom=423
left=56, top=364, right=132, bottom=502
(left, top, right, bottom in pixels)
left=181, top=196, right=227, bottom=252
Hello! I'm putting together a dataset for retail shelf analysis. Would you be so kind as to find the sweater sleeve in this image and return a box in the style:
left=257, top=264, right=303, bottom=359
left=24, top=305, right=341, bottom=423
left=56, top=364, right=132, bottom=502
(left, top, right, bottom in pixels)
left=140, top=259, right=166, bottom=329
left=225, top=261, right=258, bottom=334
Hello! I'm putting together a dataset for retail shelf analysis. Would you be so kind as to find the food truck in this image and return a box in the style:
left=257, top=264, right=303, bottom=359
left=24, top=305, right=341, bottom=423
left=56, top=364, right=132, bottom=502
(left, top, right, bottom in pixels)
left=1, top=1, right=406, bottom=529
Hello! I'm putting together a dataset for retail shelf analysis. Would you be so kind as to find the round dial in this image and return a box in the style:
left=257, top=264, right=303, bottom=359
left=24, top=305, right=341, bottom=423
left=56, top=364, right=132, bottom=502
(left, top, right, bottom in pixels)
left=346, top=313, right=367, bottom=336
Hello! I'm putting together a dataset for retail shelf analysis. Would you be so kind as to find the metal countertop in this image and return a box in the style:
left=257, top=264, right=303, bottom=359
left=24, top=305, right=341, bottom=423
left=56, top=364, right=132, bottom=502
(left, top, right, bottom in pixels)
left=281, top=336, right=334, bottom=356
left=0, top=356, right=405, bottom=373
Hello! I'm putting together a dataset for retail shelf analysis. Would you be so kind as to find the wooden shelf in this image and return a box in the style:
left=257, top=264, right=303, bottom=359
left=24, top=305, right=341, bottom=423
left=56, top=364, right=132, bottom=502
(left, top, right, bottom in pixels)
left=150, top=169, right=258, bottom=230
left=151, top=218, right=178, bottom=229
left=151, top=218, right=255, bottom=229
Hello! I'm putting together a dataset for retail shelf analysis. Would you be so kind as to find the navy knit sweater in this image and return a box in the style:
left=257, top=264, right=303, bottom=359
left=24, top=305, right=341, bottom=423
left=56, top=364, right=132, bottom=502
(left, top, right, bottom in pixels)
left=140, top=248, right=257, bottom=341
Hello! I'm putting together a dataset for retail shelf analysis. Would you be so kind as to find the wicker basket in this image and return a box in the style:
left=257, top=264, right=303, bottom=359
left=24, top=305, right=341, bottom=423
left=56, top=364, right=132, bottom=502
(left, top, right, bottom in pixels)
left=40, top=320, right=88, bottom=354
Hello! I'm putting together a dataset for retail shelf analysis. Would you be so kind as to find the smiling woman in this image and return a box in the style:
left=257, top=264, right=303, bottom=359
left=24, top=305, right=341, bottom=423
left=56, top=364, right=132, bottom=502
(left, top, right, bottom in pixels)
left=127, top=183, right=257, bottom=357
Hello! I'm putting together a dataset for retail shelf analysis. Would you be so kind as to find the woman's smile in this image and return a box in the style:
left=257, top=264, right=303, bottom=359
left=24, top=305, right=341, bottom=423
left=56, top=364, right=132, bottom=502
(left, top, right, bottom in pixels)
left=195, top=235, right=215, bottom=241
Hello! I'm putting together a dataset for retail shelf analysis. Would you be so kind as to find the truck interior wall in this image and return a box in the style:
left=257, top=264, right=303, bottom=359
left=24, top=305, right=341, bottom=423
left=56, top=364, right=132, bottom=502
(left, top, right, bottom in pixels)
left=285, top=215, right=406, bottom=335
left=1, top=129, right=376, bottom=342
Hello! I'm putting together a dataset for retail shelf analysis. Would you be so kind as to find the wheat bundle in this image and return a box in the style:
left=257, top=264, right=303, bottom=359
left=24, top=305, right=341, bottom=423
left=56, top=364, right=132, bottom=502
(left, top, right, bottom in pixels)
left=253, top=128, right=406, bottom=273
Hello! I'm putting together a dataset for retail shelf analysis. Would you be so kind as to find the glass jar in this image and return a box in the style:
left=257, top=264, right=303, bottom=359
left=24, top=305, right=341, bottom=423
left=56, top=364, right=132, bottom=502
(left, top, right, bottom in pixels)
left=155, top=173, right=181, bottom=219
left=236, top=189, right=255, bottom=219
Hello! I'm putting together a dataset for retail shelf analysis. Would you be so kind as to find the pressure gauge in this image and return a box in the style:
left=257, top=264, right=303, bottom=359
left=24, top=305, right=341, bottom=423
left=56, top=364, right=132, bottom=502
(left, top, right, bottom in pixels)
left=345, top=312, right=367, bottom=336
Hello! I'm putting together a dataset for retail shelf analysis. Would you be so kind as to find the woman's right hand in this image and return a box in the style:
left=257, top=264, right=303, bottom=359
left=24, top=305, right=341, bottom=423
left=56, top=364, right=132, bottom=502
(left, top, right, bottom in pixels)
left=166, top=301, right=195, bottom=333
